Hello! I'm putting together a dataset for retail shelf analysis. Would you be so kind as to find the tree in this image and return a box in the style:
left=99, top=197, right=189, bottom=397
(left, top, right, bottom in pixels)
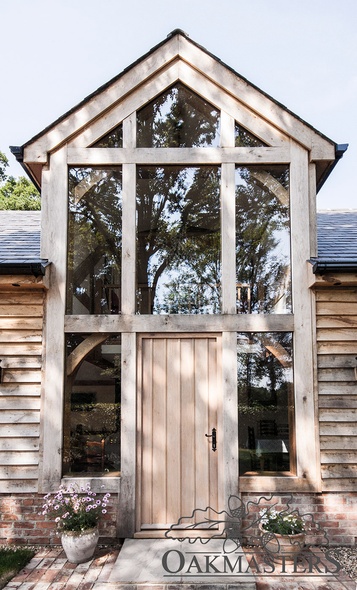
left=0, top=152, right=8, bottom=183
left=0, top=150, right=40, bottom=210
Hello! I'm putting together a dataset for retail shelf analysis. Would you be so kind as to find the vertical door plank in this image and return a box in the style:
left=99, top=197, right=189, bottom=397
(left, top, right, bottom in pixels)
left=181, top=338, right=196, bottom=519
left=195, top=338, right=210, bottom=515
left=166, top=338, right=181, bottom=524
left=151, top=339, right=167, bottom=524
left=208, top=337, right=219, bottom=514
left=141, top=338, right=153, bottom=524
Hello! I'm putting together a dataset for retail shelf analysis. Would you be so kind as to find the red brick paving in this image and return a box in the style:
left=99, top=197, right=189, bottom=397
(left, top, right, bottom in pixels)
left=2, top=544, right=355, bottom=590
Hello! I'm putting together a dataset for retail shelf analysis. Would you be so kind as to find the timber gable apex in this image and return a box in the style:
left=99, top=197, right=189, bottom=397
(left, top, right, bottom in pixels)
left=15, top=30, right=338, bottom=190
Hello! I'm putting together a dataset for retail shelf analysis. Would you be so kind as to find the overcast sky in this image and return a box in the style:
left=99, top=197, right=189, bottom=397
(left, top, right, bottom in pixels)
left=1, top=0, right=356, bottom=210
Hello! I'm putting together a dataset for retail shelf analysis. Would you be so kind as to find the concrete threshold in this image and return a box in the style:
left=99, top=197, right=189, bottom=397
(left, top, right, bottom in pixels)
left=107, top=538, right=256, bottom=589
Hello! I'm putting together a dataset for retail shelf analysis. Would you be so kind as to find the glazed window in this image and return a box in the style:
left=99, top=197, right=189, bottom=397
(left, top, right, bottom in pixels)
left=136, top=165, right=221, bottom=314
left=92, top=124, right=123, bottom=148
left=235, top=122, right=267, bottom=147
left=235, top=165, right=291, bottom=313
left=63, top=334, right=121, bottom=476
left=238, top=332, right=295, bottom=475
left=137, top=83, right=220, bottom=147
left=67, top=167, right=122, bottom=314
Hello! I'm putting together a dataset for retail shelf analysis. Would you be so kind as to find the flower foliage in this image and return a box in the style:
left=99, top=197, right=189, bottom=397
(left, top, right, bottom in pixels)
left=259, top=508, right=305, bottom=535
left=41, top=483, right=110, bottom=533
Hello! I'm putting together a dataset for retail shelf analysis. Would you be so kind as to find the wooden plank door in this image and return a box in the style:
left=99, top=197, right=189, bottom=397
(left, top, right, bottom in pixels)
left=136, top=334, right=222, bottom=537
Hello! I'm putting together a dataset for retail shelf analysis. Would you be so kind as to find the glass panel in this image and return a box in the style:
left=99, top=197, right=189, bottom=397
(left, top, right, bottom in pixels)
left=235, top=165, right=291, bottom=313
left=238, top=332, right=294, bottom=475
left=136, top=165, right=221, bottom=314
left=63, top=334, right=121, bottom=476
left=235, top=122, right=267, bottom=147
left=137, top=83, right=220, bottom=147
left=92, top=124, right=123, bottom=147
left=67, top=167, right=122, bottom=314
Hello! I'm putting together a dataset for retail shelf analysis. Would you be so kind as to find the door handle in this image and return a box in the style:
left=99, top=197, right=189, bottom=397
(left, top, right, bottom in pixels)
left=205, top=427, right=217, bottom=452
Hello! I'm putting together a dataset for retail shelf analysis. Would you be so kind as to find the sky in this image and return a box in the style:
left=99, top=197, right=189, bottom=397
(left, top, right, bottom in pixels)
left=1, top=0, right=356, bottom=211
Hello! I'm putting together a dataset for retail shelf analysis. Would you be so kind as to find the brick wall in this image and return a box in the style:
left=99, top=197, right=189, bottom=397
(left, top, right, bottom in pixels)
left=241, top=492, right=357, bottom=546
left=0, top=493, right=118, bottom=545
left=1, top=491, right=356, bottom=546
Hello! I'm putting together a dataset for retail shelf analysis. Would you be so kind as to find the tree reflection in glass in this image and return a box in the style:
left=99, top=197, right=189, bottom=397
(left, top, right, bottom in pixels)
left=235, top=122, right=267, bottom=147
left=237, top=332, right=294, bottom=474
left=67, top=167, right=122, bottom=314
left=92, top=124, right=123, bottom=147
left=63, top=333, right=121, bottom=476
left=136, top=166, right=221, bottom=314
left=137, top=83, right=220, bottom=148
left=235, top=165, right=291, bottom=314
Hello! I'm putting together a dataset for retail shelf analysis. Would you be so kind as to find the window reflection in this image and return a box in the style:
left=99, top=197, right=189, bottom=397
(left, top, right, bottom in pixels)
left=238, top=332, right=294, bottom=475
left=137, top=83, right=220, bottom=147
left=92, top=124, right=123, bottom=148
left=136, top=166, right=221, bottom=314
left=235, top=123, right=267, bottom=147
left=67, top=167, right=122, bottom=315
left=235, top=165, right=291, bottom=314
left=63, top=334, right=121, bottom=476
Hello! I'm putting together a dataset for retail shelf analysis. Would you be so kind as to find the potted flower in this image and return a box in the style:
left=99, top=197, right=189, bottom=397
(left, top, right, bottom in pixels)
left=41, top=483, right=110, bottom=563
left=259, top=507, right=306, bottom=561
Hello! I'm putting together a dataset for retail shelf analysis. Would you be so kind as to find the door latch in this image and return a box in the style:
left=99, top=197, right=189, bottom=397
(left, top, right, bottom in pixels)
left=205, top=427, right=217, bottom=452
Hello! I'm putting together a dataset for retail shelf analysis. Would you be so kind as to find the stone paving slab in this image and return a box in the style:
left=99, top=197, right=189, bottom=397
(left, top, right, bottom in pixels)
left=109, top=538, right=256, bottom=587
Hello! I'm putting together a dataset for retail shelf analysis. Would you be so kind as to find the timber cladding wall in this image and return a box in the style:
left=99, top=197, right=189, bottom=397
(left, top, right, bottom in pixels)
left=0, top=286, right=44, bottom=493
left=316, top=287, right=357, bottom=491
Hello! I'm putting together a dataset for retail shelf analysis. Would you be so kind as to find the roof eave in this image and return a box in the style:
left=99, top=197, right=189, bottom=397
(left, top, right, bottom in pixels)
left=9, top=146, right=42, bottom=192
left=311, top=258, right=357, bottom=274
left=0, top=260, right=49, bottom=276
left=316, top=143, right=349, bottom=193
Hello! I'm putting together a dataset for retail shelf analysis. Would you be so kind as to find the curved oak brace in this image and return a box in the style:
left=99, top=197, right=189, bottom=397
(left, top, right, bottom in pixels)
left=252, top=170, right=289, bottom=206
left=66, top=333, right=109, bottom=377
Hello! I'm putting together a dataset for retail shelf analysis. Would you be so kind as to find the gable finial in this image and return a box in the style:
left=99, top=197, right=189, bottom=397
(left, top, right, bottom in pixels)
left=167, top=29, right=189, bottom=38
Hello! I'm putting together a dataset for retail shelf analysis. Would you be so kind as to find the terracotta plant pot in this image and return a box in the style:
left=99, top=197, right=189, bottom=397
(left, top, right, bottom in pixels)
left=260, top=526, right=305, bottom=562
left=61, top=527, right=99, bottom=564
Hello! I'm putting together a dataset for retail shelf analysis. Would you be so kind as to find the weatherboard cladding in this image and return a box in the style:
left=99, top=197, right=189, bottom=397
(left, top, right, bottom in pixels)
left=0, top=210, right=356, bottom=268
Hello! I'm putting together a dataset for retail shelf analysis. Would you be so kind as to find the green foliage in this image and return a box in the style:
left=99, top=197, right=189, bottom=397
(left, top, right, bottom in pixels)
left=259, top=508, right=305, bottom=535
left=0, top=150, right=40, bottom=210
left=0, top=152, right=9, bottom=183
left=0, top=547, right=35, bottom=588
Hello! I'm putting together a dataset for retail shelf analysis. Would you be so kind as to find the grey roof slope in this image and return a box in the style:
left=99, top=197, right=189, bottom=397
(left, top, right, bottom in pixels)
left=0, top=210, right=47, bottom=275
left=314, top=210, right=357, bottom=273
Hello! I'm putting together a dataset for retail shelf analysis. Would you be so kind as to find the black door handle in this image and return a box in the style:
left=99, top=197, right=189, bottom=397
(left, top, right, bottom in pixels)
left=205, top=428, right=217, bottom=452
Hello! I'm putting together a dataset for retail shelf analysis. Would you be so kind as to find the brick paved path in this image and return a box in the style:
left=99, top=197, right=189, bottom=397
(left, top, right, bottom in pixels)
left=3, top=544, right=356, bottom=590
left=3, top=546, right=121, bottom=590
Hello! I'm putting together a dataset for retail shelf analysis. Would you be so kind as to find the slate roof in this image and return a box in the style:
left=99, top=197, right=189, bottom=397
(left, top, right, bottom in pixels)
left=314, top=210, right=357, bottom=273
left=0, top=210, right=47, bottom=275
left=0, top=209, right=356, bottom=274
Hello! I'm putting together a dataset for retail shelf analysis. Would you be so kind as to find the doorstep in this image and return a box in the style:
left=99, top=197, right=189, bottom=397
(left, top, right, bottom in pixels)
left=107, top=538, right=256, bottom=589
